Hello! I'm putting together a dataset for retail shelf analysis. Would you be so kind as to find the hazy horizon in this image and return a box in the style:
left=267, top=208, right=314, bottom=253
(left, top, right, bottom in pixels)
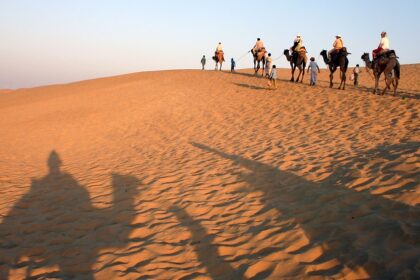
left=1, top=0, right=419, bottom=89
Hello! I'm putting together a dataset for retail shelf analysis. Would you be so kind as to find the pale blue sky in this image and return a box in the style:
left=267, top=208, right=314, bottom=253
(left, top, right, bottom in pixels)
left=1, top=0, right=419, bottom=88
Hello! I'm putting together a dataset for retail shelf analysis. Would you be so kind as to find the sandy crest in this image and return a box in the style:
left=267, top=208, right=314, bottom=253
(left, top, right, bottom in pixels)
left=0, top=65, right=419, bottom=279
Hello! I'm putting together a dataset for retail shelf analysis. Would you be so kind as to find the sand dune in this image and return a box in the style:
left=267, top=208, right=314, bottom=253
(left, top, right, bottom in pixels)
left=0, top=65, right=419, bottom=279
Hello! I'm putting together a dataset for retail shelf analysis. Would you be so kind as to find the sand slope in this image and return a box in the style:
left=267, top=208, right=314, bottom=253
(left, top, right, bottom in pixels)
left=0, top=65, right=419, bottom=279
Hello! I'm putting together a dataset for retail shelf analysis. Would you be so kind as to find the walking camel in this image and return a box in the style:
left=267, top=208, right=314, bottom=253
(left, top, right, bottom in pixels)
left=213, top=51, right=225, bottom=71
left=361, top=51, right=400, bottom=95
left=320, top=48, right=349, bottom=90
left=283, top=48, right=307, bottom=82
left=251, top=48, right=266, bottom=76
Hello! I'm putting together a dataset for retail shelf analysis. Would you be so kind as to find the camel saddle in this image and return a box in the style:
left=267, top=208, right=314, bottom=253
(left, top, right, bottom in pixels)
left=331, top=47, right=349, bottom=62
left=377, top=50, right=398, bottom=60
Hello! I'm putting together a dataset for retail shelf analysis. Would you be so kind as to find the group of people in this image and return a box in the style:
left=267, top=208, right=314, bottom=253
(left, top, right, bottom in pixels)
left=200, top=32, right=391, bottom=88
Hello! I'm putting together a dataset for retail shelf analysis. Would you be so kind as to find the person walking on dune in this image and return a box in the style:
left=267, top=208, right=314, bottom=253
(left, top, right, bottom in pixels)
left=201, top=55, right=206, bottom=70
left=267, top=65, right=277, bottom=90
left=307, top=57, right=320, bottom=86
left=265, top=53, right=273, bottom=77
left=352, top=64, right=361, bottom=86
left=231, top=58, right=236, bottom=73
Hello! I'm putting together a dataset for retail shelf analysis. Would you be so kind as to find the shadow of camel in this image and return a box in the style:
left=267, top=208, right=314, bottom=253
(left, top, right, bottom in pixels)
left=0, top=151, right=141, bottom=279
left=190, top=142, right=419, bottom=279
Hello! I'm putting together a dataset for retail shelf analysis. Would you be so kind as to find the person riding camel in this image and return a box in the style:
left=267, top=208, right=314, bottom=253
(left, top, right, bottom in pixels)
left=215, top=42, right=223, bottom=55
left=290, top=34, right=303, bottom=61
left=252, top=38, right=265, bottom=58
left=372, top=31, right=389, bottom=60
left=328, top=35, right=344, bottom=63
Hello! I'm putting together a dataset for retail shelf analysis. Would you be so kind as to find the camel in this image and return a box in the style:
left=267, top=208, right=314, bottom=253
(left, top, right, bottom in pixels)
left=361, top=51, right=400, bottom=95
left=213, top=51, right=224, bottom=71
left=283, top=48, right=307, bottom=82
left=320, top=48, right=349, bottom=90
left=251, top=48, right=266, bottom=76
left=0, top=151, right=141, bottom=279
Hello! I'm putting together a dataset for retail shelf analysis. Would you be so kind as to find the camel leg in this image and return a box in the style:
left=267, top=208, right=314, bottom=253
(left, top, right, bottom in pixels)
left=219, top=63, right=222, bottom=71
left=382, top=75, right=392, bottom=95
left=341, top=70, right=346, bottom=90
left=329, top=73, right=333, bottom=88
left=261, top=60, right=265, bottom=77
left=374, top=75, right=380, bottom=94
left=296, top=67, right=302, bottom=83
left=393, top=78, right=399, bottom=96
left=300, top=66, right=305, bottom=83
left=291, top=64, right=295, bottom=82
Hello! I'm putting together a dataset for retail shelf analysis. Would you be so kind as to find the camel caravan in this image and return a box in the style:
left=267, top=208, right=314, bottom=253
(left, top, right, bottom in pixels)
left=210, top=32, right=400, bottom=95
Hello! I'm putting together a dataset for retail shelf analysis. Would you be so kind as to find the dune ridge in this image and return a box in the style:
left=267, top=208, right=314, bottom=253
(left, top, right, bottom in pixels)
left=0, top=65, right=419, bottom=279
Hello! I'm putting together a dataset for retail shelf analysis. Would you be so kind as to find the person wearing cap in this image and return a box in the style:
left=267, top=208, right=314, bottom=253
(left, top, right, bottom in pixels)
left=372, top=31, right=390, bottom=60
left=252, top=38, right=265, bottom=56
left=328, top=35, right=344, bottom=62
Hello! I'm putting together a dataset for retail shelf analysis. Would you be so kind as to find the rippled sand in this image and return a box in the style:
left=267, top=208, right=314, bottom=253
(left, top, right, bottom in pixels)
left=0, top=65, right=419, bottom=279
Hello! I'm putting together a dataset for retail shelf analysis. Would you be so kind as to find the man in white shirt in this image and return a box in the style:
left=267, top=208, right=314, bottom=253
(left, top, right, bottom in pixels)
left=372, top=31, right=390, bottom=59
left=252, top=38, right=265, bottom=56
left=215, top=42, right=223, bottom=53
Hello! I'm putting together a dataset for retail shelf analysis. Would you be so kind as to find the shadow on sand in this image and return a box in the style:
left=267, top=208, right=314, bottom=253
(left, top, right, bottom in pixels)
left=0, top=151, right=142, bottom=279
left=190, top=142, right=419, bottom=279
left=169, top=205, right=249, bottom=280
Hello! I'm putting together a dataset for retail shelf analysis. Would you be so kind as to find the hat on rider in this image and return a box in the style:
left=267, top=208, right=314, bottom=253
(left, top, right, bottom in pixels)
left=257, top=38, right=260, bottom=40
left=336, top=35, right=341, bottom=38
left=297, top=34, right=301, bottom=37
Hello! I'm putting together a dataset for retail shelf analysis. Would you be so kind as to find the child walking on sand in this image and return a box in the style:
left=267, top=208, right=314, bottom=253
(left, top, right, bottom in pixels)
left=267, top=65, right=277, bottom=89
left=353, top=64, right=361, bottom=86
left=307, top=57, right=320, bottom=86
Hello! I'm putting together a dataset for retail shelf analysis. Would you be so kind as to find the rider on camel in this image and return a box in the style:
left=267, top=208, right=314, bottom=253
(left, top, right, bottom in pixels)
left=328, top=35, right=344, bottom=63
left=215, top=42, right=223, bottom=55
left=372, top=31, right=389, bottom=60
left=252, top=38, right=265, bottom=57
left=290, top=34, right=303, bottom=61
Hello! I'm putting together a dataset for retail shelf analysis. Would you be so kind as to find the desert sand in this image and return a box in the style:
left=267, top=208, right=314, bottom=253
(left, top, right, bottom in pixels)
left=0, top=65, right=419, bottom=279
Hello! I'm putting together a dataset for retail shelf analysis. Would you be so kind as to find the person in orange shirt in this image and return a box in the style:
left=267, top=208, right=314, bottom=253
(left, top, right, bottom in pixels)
left=328, top=35, right=344, bottom=62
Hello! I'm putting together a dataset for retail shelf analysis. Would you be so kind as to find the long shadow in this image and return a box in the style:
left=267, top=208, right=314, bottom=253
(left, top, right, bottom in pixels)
left=0, top=151, right=142, bottom=279
left=233, top=83, right=267, bottom=91
left=190, top=142, right=419, bottom=279
left=350, top=85, right=420, bottom=100
left=169, top=205, right=248, bottom=280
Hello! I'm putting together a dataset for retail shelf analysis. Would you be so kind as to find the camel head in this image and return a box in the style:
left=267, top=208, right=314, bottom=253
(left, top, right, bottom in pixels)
left=361, top=53, right=370, bottom=61
left=320, top=50, right=327, bottom=56
left=283, top=49, right=292, bottom=61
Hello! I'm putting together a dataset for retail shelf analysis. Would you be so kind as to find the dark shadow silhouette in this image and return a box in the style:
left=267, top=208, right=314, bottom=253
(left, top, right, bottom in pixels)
left=233, top=83, right=266, bottom=91
left=169, top=205, right=248, bottom=280
left=0, top=151, right=141, bottom=279
left=190, top=142, right=419, bottom=279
